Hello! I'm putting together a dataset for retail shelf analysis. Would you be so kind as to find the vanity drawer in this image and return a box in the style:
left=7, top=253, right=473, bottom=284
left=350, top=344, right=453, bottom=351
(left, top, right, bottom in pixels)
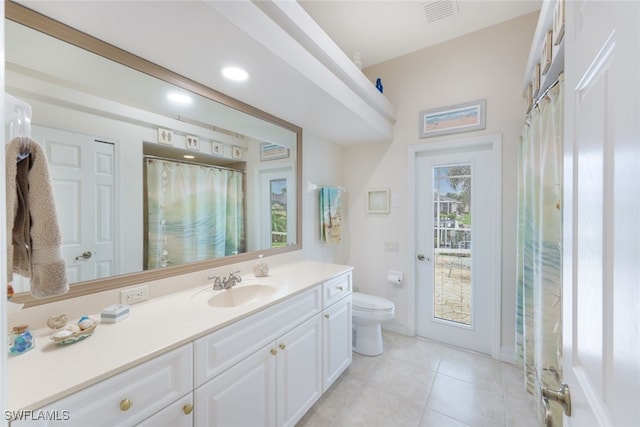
left=322, top=272, right=352, bottom=309
left=19, top=344, right=193, bottom=427
left=194, top=284, right=322, bottom=387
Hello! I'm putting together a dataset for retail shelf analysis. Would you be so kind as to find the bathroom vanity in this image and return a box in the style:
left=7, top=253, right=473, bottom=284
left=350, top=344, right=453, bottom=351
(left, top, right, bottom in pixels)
left=7, top=261, right=352, bottom=427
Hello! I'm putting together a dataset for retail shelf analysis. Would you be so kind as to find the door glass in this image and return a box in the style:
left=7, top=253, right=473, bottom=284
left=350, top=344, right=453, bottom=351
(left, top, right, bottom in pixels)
left=433, top=164, right=472, bottom=325
left=270, top=178, right=287, bottom=248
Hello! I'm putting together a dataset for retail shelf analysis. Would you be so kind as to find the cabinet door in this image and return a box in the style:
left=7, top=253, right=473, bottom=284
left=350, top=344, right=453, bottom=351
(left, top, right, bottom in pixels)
left=276, top=314, right=323, bottom=427
left=323, top=297, right=352, bottom=391
left=136, top=393, right=193, bottom=427
left=194, top=343, right=276, bottom=427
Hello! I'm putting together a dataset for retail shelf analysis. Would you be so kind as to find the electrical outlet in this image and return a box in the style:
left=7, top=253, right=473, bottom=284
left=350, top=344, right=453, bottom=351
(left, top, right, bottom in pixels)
left=120, top=285, right=149, bottom=305
left=157, top=128, right=173, bottom=144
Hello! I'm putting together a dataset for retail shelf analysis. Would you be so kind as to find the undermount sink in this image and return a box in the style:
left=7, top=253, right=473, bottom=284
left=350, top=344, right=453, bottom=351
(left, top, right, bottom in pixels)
left=206, top=279, right=284, bottom=308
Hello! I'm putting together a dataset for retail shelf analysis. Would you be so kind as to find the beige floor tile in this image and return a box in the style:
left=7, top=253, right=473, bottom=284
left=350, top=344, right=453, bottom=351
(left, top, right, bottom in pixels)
left=297, top=332, right=537, bottom=427
left=419, top=408, right=471, bottom=427
left=426, top=373, right=506, bottom=426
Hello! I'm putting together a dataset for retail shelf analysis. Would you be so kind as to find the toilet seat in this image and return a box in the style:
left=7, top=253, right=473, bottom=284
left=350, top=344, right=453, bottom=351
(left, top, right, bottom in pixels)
left=352, top=292, right=394, bottom=312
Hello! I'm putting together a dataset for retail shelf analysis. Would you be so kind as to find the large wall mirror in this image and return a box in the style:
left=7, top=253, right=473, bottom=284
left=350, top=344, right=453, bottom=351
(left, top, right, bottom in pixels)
left=6, top=3, right=302, bottom=307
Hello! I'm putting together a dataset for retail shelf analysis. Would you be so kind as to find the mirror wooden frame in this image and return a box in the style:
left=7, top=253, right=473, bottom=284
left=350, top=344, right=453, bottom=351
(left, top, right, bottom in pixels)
left=6, top=1, right=303, bottom=307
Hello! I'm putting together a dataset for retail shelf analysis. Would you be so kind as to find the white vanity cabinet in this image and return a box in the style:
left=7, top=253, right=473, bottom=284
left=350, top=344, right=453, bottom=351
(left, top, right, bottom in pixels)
left=193, top=285, right=323, bottom=427
left=321, top=272, right=353, bottom=391
left=194, top=314, right=322, bottom=427
left=9, top=267, right=354, bottom=427
left=11, top=344, right=193, bottom=427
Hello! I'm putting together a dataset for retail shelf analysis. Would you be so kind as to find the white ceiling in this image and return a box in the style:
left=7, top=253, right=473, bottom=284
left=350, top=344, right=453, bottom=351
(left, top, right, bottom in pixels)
left=300, top=0, right=541, bottom=68
left=10, top=1, right=541, bottom=144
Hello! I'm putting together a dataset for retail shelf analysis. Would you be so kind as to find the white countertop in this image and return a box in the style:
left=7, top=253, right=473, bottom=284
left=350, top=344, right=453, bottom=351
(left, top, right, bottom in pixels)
left=7, top=260, right=352, bottom=411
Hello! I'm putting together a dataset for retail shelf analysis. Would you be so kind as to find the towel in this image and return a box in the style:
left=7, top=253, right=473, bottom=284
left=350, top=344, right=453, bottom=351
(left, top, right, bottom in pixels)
left=319, top=187, right=342, bottom=244
left=6, top=137, right=68, bottom=298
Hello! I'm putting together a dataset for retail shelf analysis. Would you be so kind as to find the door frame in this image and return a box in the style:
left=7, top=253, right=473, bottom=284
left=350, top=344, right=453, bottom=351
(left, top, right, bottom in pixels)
left=407, top=134, right=502, bottom=359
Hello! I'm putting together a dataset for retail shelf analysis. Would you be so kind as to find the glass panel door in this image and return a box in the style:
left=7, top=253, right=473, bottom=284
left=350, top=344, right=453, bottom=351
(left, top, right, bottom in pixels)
left=433, top=164, right=472, bottom=326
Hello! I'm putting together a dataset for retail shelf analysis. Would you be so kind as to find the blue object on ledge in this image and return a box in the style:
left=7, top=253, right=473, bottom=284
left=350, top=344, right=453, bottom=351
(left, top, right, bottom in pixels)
left=375, top=78, right=383, bottom=93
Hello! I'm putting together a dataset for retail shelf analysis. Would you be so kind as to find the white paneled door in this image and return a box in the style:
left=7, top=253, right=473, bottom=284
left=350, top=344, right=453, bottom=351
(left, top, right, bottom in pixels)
left=412, top=135, right=501, bottom=356
left=562, top=1, right=640, bottom=425
left=32, top=125, right=115, bottom=284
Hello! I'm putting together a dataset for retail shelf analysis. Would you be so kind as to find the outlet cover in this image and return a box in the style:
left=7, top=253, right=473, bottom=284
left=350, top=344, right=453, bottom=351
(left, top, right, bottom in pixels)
left=120, top=285, right=149, bottom=305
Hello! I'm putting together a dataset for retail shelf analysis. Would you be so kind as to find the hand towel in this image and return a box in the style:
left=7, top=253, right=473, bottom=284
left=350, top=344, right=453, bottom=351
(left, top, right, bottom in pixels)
left=6, top=137, right=68, bottom=298
left=319, top=187, right=342, bottom=244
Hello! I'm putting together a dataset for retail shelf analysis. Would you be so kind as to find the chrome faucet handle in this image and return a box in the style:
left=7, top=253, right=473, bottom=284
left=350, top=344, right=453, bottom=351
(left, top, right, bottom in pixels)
left=210, top=275, right=224, bottom=290
left=222, top=270, right=242, bottom=288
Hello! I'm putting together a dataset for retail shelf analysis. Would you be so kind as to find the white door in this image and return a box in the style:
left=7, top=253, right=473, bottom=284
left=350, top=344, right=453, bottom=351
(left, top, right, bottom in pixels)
left=413, top=136, right=501, bottom=356
left=561, top=1, right=640, bottom=425
left=32, top=126, right=115, bottom=284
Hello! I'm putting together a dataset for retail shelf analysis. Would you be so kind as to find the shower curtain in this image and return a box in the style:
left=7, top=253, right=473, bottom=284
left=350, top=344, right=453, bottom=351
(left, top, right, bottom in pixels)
left=515, top=75, right=564, bottom=423
left=145, top=158, right=245, bottom=269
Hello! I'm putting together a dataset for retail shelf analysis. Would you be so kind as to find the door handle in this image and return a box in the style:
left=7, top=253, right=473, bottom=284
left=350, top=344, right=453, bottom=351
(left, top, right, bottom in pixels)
left=417, top=254, right=430, bottom=262
left=541, top=383, right=571, bottom=426
left=75, top=251, right=92, bottom=261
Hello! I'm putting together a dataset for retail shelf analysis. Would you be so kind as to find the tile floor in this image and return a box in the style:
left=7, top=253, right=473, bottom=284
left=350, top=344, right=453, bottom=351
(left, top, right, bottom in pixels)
left=297, top=332, right=538, bottom=427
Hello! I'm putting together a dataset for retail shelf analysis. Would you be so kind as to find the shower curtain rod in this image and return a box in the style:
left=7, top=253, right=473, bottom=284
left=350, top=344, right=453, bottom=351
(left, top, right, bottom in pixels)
left=530, top=75, right=562, bottom=113
left=143, top=154, right=246, bottom=173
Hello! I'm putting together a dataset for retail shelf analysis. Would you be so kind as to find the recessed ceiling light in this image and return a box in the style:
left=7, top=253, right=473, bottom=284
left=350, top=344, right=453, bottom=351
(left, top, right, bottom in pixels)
left=168, top=92, right=192, bottom=104
left=183, top=155, right=195, bottom=159
left=221, top=66, right=249, bottom=82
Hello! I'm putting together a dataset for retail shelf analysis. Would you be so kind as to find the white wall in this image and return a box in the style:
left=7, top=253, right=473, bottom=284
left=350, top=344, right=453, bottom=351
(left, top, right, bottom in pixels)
left=346, top=12, right=538, bottom=355
left=301, top=131, right=350, bottom=264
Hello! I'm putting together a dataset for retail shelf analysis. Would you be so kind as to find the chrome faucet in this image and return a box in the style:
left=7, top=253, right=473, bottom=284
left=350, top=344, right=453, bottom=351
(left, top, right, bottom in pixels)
left=211, top=270, right=242, bottom=290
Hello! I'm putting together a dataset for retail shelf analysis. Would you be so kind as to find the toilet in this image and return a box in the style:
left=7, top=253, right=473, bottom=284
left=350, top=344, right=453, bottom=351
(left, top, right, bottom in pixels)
left=352, top=292, right=395, bottom=356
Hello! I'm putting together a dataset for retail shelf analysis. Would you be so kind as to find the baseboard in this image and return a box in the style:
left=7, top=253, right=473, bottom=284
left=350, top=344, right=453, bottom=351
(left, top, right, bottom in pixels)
left=501, top=346, right=516, bottom=364
left=382, top=321, right=410, bottom=336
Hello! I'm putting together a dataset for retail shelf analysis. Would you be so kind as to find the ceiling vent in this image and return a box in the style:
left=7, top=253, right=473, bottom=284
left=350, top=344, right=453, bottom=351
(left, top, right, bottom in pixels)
left=422, top=0, right=459, bottom=24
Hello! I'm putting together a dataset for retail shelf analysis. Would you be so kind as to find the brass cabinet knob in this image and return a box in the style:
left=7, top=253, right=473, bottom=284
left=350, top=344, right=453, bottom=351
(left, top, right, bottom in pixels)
left=270, top=348, right=277, bottom=356
left=337, top=286, right=344, bottom=291
left=324, top=314, right=330, bottom=319
left=183, top=403, right=194, bottom=415
left=279, top=343, right=286, bottom=350
left=120, top=398, right=133, bottom=411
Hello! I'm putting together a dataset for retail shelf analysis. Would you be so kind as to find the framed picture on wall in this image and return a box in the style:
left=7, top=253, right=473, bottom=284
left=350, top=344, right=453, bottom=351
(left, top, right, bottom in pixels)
left=260, top=143, right=289, bottom=161
left=367, top=189, right=390, bottom=214
left=553, top=0, right=565, bottom=46
left=541, top=30, right=553, bottom=76
left=419, top=99, right=486, bottom=138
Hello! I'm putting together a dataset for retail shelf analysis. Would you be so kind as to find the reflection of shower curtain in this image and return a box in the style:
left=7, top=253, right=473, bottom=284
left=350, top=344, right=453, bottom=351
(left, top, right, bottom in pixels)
left=515, top=75, right=564, bottom=423
left=145, top=158, right=245, bottom=269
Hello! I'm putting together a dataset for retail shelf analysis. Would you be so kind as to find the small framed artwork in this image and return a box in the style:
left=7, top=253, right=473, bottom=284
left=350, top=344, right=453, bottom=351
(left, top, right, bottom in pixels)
left=367, top=189, right=390, bottom=214
left=260, top=143, right=290, bottom=161
left=212, top=141, right=224, bottom=155
left=231, top=145, right=244, bottom=160
left=419, top=99, right=486, bottom=138
left=186, top=135, right=200, bottom=151
left=541, top=30, right=553, bottom=76
left=532, top=63, right=541, bottom=97
left=553, top=0, right=565, bottom=46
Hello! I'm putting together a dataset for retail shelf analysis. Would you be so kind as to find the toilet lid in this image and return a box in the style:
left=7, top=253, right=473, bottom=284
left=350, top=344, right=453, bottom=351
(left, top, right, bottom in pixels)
left=352, top=292, right=394, bottom=311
